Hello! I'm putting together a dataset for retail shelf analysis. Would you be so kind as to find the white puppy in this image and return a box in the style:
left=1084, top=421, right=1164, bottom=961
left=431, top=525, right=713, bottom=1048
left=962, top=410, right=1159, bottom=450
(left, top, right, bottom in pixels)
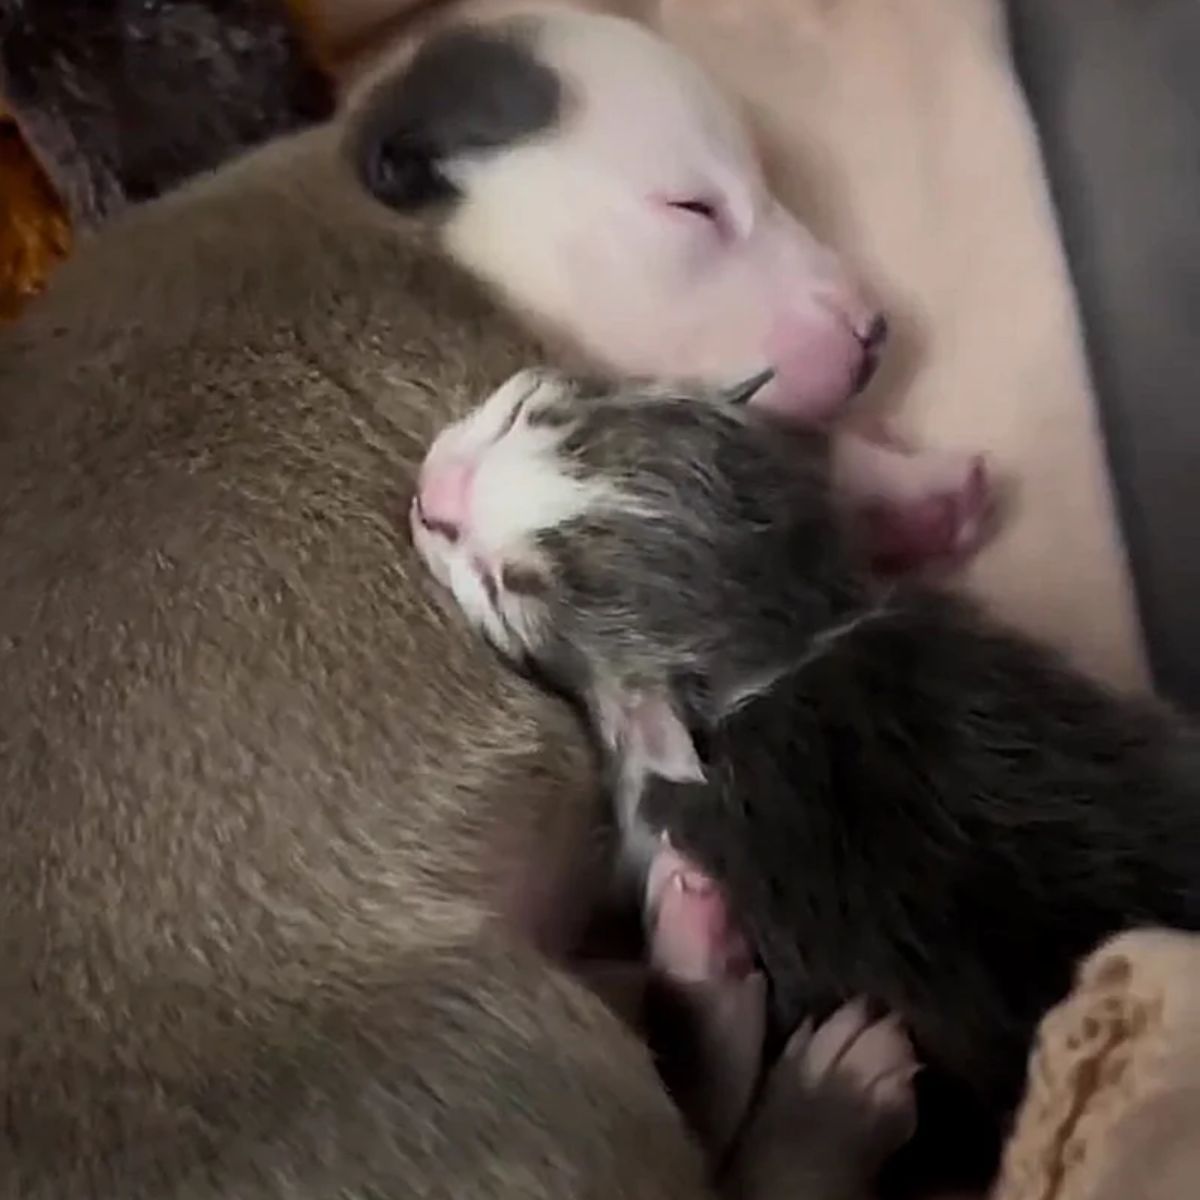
left=350, top=5, right=991, bottom=566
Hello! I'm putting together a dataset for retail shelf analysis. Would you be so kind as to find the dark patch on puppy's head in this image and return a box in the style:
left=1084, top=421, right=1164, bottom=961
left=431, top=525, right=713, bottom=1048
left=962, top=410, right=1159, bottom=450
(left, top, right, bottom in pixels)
left=352, top=21, right=562, bottom=211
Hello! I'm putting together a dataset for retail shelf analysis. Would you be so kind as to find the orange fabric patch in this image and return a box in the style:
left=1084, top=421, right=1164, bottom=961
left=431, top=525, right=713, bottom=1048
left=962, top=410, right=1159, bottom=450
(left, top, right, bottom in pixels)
left=0, top=114, right=71, bottom=319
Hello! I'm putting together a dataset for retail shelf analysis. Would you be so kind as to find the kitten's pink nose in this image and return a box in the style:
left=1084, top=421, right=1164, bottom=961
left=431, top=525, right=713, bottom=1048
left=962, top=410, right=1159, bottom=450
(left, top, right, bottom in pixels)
left=416, top=459, right=475, bottom=541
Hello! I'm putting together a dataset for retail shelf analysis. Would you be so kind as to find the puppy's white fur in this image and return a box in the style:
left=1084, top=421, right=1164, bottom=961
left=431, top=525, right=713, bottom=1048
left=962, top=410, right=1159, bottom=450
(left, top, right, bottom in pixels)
left=446, top=10, right=877, bottom=416
left=345, top=6, right=880, bottom=418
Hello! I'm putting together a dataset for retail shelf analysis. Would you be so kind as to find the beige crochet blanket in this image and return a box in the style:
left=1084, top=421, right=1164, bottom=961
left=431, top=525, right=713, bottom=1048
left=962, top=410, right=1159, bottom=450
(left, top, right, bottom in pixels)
left=994, top=929, right=1200, bottom=1200
left=308, top=0, right=1149, bottom=692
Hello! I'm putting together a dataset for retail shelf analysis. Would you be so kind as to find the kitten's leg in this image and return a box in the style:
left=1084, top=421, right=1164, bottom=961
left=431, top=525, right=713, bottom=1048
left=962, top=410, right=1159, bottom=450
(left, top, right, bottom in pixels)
left=643, top=836, right=766, bottom=1159
left=642, top=840, right=919, bottom=1199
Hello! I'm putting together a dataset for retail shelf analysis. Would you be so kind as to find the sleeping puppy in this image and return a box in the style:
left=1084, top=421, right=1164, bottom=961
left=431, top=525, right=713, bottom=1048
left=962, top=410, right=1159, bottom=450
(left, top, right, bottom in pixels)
left=411, top=365, right=1200, bottom=1196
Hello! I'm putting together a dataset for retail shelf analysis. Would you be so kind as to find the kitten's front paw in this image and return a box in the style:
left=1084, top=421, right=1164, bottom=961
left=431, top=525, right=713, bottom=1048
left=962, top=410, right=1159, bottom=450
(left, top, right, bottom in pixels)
left=798, top=999, right=918, bottom=1145
left=763, top=998, right=920, bottom=1162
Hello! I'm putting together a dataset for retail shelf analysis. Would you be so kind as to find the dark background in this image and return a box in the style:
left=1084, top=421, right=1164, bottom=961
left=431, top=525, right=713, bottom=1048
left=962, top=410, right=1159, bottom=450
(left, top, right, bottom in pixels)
left=1005, top=0, right=1200, bottom=708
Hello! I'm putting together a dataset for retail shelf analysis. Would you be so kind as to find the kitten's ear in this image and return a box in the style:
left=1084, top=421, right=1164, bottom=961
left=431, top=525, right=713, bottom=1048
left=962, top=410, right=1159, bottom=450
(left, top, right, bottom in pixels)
left=721, top=367, right=776, bottom=407
left=595, top=686, right=706, bottom=784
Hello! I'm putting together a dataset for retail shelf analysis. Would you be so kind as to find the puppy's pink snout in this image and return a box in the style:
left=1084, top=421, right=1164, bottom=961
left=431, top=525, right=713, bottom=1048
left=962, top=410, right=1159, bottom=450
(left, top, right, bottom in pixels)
left=762, top=301, right=889, bottom=423
left=416, top=460, right=475, bottom=542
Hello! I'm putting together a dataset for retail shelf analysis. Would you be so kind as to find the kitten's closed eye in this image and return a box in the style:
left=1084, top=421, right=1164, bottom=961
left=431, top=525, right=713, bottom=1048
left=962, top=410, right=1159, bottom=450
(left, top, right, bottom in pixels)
left=500, top=562, right=550, bottom=597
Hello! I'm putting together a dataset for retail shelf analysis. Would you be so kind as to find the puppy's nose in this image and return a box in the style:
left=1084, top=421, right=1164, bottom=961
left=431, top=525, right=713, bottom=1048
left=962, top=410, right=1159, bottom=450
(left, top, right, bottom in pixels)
left=853, top=313, right=889, bottom=391
left=858, top=313, right=889, bottom=351
left=416, top=460, right=475, bottom=542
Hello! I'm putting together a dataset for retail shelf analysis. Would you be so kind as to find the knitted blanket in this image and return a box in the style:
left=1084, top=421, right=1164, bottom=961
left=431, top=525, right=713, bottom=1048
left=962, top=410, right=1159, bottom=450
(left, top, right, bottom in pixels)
left=995, top=929, right=1200, bottom=1200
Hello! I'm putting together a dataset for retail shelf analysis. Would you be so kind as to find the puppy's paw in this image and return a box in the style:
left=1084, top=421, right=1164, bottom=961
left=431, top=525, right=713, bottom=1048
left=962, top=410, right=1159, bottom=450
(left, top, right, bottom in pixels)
left=834, top=427, right=998, bottom=575
left=861, top=450, right=993, bottom=575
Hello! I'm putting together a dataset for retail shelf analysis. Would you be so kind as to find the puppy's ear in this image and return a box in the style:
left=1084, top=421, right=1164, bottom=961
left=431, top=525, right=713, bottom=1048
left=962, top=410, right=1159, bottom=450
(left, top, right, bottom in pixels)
left=351, top=23, right=563, bottom=210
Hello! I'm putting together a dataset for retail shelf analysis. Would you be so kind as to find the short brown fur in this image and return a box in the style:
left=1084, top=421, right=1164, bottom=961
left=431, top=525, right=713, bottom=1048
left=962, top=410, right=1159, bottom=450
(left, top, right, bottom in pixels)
left=0, top=71, right=893, bottom=1198
left=0, top=110, right=668, bottom=1195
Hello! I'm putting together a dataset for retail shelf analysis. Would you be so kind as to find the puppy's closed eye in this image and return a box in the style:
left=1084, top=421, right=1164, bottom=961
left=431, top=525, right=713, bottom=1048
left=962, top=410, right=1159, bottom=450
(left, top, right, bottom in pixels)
left=666, top=198, right=719, bottom=222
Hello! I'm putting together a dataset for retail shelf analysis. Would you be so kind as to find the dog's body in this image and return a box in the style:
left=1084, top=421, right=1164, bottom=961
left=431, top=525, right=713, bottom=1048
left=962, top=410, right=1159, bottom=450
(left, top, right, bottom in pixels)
left=0, top=10, right=924, bottom=1195
left=412, top=368, right=1200, bottom=1195
left=0, top=116, right=601, bottom=1199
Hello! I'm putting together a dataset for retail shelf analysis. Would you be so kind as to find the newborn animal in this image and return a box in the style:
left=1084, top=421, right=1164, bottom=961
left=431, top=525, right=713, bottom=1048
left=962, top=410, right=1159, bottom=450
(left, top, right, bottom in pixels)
left=0, top=8, right=925, bottom=1196
left=412, top=365, right=1200, bottom=1195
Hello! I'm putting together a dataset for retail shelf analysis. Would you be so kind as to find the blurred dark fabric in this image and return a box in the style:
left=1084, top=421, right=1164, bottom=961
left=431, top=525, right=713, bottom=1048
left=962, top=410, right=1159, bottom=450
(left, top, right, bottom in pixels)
left=1005, top=0, right=1200, bottom=708
left=0, top=0, right=333, bottom=229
